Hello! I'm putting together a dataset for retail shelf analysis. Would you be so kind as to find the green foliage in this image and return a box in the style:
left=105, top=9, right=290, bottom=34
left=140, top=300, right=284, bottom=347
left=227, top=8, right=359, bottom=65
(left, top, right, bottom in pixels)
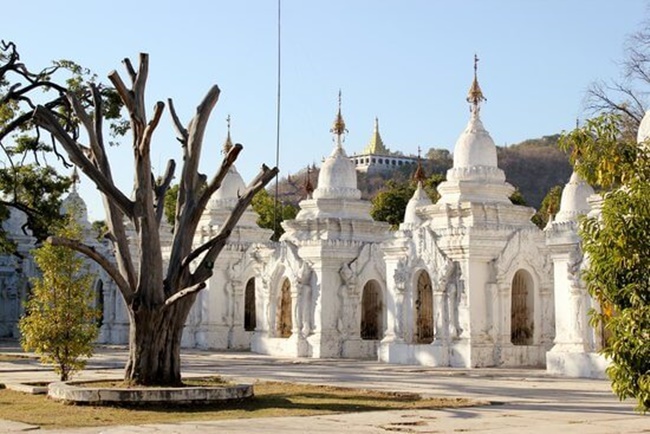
left=251, top=188, right=298, bottom=241
left=509, top=189, right=528, bottom=206
left=563, top=114, right=650, bottom=412
left=371, top=180, right=414, bottom=228
left=0, top=164, right=70, bottom=250
left=164, top=184, right=179, bottom=226
left=91, top=220, right=108, bottom=241
left=19, top=217, right=99, bottom=381
left=560, top=113, right=637, bottom=190
left=370, top=175, right=444, bottom=229
left=531, top=185, right=562, bottom=229
left=0, top=41, right=126, bottom=251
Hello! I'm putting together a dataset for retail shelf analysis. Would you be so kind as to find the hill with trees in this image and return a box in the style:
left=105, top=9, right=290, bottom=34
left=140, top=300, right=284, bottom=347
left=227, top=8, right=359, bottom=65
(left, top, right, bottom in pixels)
left=498, top=134, right=572, bottom=210
left=268, top=134, right=571, bottom=211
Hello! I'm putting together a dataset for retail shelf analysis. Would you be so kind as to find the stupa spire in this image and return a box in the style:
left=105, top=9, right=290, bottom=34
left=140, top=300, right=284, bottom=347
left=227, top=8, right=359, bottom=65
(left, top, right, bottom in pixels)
left=412, top=146, right=426, bottom=184
left=71, top=166, right=80, bottom=193
left=330, top=90, right=348, bottom=147
left=304, top=165, right=314, bottom=198
left=223, top=114, right=234, bottom=155
left=466, top=54, right=486, bottom=115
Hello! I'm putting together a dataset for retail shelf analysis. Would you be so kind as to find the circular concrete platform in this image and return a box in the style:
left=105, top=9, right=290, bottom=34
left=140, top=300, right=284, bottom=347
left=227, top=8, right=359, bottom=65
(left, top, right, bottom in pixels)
left=48, top=379, right=253, bottom=405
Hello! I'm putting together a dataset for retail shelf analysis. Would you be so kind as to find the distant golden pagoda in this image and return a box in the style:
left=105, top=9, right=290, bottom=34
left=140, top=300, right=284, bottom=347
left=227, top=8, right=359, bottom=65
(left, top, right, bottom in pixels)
left=362, top=117, right=390, bottom=155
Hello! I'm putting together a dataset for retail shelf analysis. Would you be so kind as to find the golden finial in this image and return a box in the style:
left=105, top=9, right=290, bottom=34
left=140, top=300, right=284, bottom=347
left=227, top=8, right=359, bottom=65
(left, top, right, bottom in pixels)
left=330, top=89, right=348, bottom=144
left=467, top=54, right=486, bottom=114
left=71, top=166, right=80, bottom=192
left=223, top=114, right=233, bottom=154
left=413, top=146, right=426, bottom=183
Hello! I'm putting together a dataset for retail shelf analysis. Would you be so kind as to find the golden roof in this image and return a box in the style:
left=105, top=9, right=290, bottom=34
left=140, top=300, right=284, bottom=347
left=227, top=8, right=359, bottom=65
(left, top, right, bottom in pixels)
left=362, top=117, right=390, bottom=155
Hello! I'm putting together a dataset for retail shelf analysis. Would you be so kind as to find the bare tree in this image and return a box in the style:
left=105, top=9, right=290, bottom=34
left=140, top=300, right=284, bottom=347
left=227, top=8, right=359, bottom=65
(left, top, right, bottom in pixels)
left=32, top=53, right=278, bottom=386
left=585, top=18, right=650, bottom=138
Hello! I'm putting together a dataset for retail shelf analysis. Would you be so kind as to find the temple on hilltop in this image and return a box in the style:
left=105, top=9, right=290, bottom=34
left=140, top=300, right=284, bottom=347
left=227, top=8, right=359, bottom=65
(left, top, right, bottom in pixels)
left=0, top=56, right=614, bottom=380
left=350, top=117, right=418, bottom=173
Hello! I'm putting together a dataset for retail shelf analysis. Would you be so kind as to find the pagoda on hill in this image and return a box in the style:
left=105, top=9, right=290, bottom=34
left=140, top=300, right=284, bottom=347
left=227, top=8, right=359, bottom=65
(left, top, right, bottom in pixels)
left=350, top=117, right=418, bottom=173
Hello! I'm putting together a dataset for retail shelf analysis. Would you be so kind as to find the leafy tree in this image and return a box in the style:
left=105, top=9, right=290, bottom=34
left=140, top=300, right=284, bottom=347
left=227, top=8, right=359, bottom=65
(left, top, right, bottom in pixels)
left=28, top=52, right=277, bottom=386
left=252, top=188, right=297, bottom=241
left=163, top=184, right=179, bottom=226
left=370, top=174, right=444, bottom=228
left=91, top=220, right=108, bottom=241
left=531, top=185, right=562, bottom=229
left=19, top=216, right=99, bottom=381
left=560, top=113, right=649, bottom=412
left=509, top=188, right=527, bottom=206
left=0, top=41, right=124, bottom=252
left=370, top=180, right=414, bottom=228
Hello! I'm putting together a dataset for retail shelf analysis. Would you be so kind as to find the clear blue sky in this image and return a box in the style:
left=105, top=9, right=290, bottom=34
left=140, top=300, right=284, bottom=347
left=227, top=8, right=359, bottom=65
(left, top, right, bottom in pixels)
left=3, top=0, right=647, bottom=220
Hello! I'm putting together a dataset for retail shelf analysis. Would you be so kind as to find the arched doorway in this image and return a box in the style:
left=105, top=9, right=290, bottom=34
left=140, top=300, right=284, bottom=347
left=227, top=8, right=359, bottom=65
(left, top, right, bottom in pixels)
left=415, top=270, right=433, bottom=344
left=360, top=280, right=383, bottom=340
left=511, top=269, right=534, bottom=345
left=244, top=278, right=256, bottom=332
left=277, top=278, right=292, bottom=338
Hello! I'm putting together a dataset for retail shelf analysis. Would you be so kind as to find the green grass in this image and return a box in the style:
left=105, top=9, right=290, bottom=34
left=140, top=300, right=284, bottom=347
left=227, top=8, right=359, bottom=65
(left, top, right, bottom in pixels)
left=0, top=381, right=480, bottom=429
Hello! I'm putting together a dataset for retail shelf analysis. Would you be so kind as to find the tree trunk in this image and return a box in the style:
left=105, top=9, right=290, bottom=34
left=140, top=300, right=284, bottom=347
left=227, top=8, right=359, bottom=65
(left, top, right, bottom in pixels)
left=124, top=296, right=194, bottom=386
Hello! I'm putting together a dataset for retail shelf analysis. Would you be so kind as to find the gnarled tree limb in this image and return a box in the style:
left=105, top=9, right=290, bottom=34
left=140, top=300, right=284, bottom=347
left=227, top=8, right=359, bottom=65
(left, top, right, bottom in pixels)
left=187, top=164, right=278, bottom=285
left=32, top=105, right=135, bottom=218
left=194, top=144, right=242, bottom=217
left=48, top=235, right=134, bottom=303
left=167, top=98, right=188, bottom=144
left=164, top=282, right=206, bottom=306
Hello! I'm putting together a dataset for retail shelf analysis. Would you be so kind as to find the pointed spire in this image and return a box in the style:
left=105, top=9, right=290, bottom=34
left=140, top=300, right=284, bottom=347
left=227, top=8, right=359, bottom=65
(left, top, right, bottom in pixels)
left=412, top=146, right=426, bottom=184
left=330, top=90, right=348, bottom=147
left=466, top=54, right=486, bottom=115
left=304, top=165, right=314, bottom=198
left=70, top=166, right=80, bottom=193
left=223, top=114, right=234, bottom=155
left=363, top=116, right=389, bottom=154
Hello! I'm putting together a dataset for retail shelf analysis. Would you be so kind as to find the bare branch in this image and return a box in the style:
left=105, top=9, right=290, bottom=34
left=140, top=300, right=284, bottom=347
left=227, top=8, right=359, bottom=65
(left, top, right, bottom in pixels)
left=163, top=282, right=206, bottom=306
left=33, top=105, right=135, bottom=218
left=141, top=101, right=165, bottom=154
left=48, top=236, right=134, bottom=303
left=167, top=98, right=188, bottom=144
left=187, top=164, right=278, bottom=285
left=196, top=144, right=242, bottom=212
left=90, top=84, right=106, bottom=155
left=0, top=97, right=65, bottom=144
left=122, top=57, right=137, bottom=83
left=184, top=85, right=221, bottom=193
left=107, top=70, right=133, bottom=111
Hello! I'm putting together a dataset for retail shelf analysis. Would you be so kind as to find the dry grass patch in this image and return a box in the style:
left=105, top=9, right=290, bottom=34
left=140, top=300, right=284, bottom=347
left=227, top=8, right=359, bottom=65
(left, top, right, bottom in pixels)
left=0, top=353, right=33, bottom=362
left=0, top=381, right=479, bottom=429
